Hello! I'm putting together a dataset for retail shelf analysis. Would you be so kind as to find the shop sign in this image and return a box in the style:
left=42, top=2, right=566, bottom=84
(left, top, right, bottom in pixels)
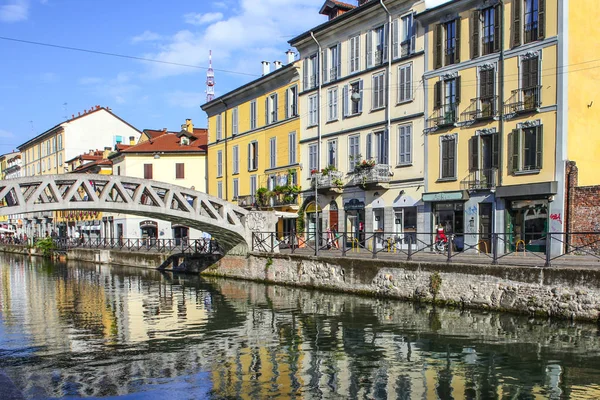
left=344, top=199, right=365, bottom=210
left=422, top=191, right=467, bottom=202
left=139, top=220, right=158, bottom=228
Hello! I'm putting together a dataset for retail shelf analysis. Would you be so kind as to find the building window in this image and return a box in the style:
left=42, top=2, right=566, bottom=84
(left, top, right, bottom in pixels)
left=327, top=87, right=338, bottom=121
left=52, top=137, right=56, bottom=153
left=288, top=131, right=297, bottom=165
left=250, top=100, right=257, bottom=130
left=266, top=92, right=278, bottom=124
left=521, top=56, right=540, bottom=109
left=367, top=25, right=387, bottom=68
left=232, top=145, right=239, bottom=174
left=48, top=158, right=52, bottom=170
left=327, top=139, right=337, bottom=168
left=397, top=124, right=412, bottom=165
left=366, top=133, right=372, bottom=161
left=348, top=134, right=360, bottom=171
left=343, top=80, right=363, bottom=117
left=308, top=94, right=318, bottom=126
left=176, top=163, right=184, bottom=179
left=286, top=85, right=298, bottom=118
left=445, top=20, right=457, bottom=65
left=398, top=63, right=412, bottom=103
left=308, top=143, right=318, bottom=173
left=510, top=124, right=543, bottom=172
left=37, top=162, right=40, bottom=174
left=250, top=175, right=257, bottom=198
left=144, top=164, right=153, bottom=179
left=374, top=131, right=388, bottom=165
left=46, top=140, right=50, bottom=156
left=434, top=19, right=460, bottom=68
left=58, top=153, right=62, bottom=166
left=233, top=178, right=239, bottom=199
left=248, top=141, right=258, bottom=171
left=42, top=159, right=45, bottom=172
left=269, top=137, right=277, bottom=169
left=216, top=114, right=222, bottom=141
left=400, top=13, right=416, bottom=57
left=37, top=144, right=41, bottom=159
left=524, top=0, right=543, bottom=43
left=440, top=135, right=457, bottom=179
left=372, top=72, right=386, bottom=110
left=217, top=181, right=223, bottom=199
left=217, top=150, right=223, bottom=177
left=232, top=107, right=238, bottom=136
left=304, top=53, right=319, bottom=90
left=117, top=166, right=121, bottom=176
left=469, top=132, right=499, bottom=173
left=349, top=34, right=360, bottom=74
left=479, top=68, right=496, bottom=117
left=433, top=77, right=461, bottom=125
left=481, top=6, right=499, bottom=55
left=324, top=43, right=341, bottom=82
left=57, top=134, right=62, bottom=150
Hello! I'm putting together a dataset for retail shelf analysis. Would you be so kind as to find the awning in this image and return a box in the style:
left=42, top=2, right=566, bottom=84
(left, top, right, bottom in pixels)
left=275, top=211, right=298, bottom=219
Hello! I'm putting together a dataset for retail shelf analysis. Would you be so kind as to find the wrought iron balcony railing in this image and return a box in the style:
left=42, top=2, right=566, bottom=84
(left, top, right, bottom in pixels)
left=504, top=86, right=541, bottom=117
left=352, top=164, right=391, bottom=187
left=270, top=194, right=299, bottom=207
left=461, top=96, right=497, bottom=122
left=460, top=168, right=498, bottom=191
left=427, top=103, right=458, bottom=130
left=313, top=170, right=344, bottom=190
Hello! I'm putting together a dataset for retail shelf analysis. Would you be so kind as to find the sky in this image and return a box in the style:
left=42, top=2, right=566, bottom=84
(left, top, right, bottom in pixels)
left=0, top=0, right=450, bottom=157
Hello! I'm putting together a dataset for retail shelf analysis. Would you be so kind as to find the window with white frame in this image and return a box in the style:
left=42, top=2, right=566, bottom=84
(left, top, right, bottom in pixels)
left=57, top=134, right=63, bottom=150
left=398, top=63, right=412, bottom=103
left=349, top=34, right=360, bottom=73
left=327, top=87, right=338, bottom=122
left=348, top=134, right=360, bottom=171
left=509, top=123, right=543, bottom=172
left=397, top=124, right=412, bottom=165
left=308, top=94, right=318, bottom=126
left=217, top=181, right=223, bottom=199
left=324, top=43, right=341, bottom=82
left=327, top=139, right=337, bottom=168
left=248, top=141, right=258, bottom=171
left=367, top=25, right=387, bottom=68
left=308, top=143, right=318, bottom=173
left=374, top=130, right=388, bottom=164
left=366, top=133, right=373, bottom=161
left=266, top=93, right=278, bottom=124
left=232, top=107, right=239, bottom=135
left=250, top=100, right=257, bottom=130
left=440, top=135, right=457, bottom=179
left=232, top=145, right=239, bottom=174
left=304, top=53, right=319, bottom=90
left=372, top=72, right=386, bottom=110
left=401, top=13, right=416, bottom=57
left=58, top=153, right=62, bottom=166
left=216, top=114, right=222, bottom=140
left=217, top=150, right=223, bottom=177
left=286, top=85, right=298, bottom=118
left=52, top=137, right=56, bottom=153
left=269, top=137, right=277, bottom=168
left=233, top=178, right=239, bottom=199
left=288, top=131, right=297, bottom=164
left=343, top=80, right=363, bottom=117
left=46, top=140, right=50, bottom=155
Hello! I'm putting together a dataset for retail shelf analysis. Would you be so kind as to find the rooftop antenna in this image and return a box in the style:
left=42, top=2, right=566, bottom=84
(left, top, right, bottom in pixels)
left=206, top=50, right=215, bottom=103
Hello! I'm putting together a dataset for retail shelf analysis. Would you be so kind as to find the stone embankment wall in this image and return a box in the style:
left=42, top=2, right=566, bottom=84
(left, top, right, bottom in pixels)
left=204, top=252, right=600, bottom=322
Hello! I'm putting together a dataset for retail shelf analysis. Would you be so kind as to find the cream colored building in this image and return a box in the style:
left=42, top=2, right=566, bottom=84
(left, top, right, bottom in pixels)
left=290, top=0, right=426, bottom=247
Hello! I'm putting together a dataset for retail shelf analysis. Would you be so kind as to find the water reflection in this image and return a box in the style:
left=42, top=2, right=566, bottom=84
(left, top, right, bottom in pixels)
left=1, top=253, right=600, bottom=399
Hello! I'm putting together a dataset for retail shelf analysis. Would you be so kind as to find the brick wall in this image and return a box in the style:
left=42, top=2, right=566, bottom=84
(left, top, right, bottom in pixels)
left=566, top=161, right=600, bottom=251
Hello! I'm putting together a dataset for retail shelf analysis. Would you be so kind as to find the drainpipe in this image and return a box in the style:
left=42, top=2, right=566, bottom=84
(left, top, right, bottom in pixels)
left=219, top=99, right=229, bottom=201
left=498, top=0, right=505, bottom=187
left=310, top=31, right=322, bottom=256
left=380, top=0, right=392, bottom=167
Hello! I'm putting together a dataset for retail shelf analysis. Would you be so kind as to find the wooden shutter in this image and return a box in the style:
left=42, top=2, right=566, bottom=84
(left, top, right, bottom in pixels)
left=449, top=138, right=456, bottom=177
left=479, top=70, right=487, bottom=98
left=509, top=129, right=520, bottom=173
left=322, top=49, right=328, bottom=83
left=434, top=24, right=443, bottom=69
left=285, top=89, right=289, bottom=119
left=366, top=133, right=372, bottom=160
left=491, top=132, right=499, bottom=168
left=405, top=125, right=412, bottom=163
left=265, top=97, right=269, bottom=124
left=358, top=80, right=364, bottom=113
left=531, top=57, right=539, bottom=89
left=522, top=57, right=531, bottom=88
left=535, top=126, right=543, bottom=169
left=392, top=18, right=399, bottom=59
left=274, top=93, right=278, bottom=122
left=455, top=76, right=461, bottom=104
left=493, top=4, right=501, bottom=52
left=176, top=163, right=184, bottom=179
left=303, top=58, right=309, bottom=90
left=399, top=66, right=406, bottom=102
left=383, top=23, right=389, bottom=62
left=247, top=143, right=251, bottom=170
left=342, top=85, right=349, bottom=118
left=471, top=10, right=480, bottom=59
left=144, top=164, right=153, bottom=180
left=455, top=18, right=461, bottom=63
left=434, top=81, right=442, bottom=109
left=512, top=0, right=521, bottom=47
left=538, top=0, right=546, bottom=39
left=469, top=136, right=479, bottom=171
left=410, top=13, right=416, bottom=54
left=336, top=43, right=342, bottom=79
left=366, top=30, right=373, bottom=68
left=441, top=140, right=449, bottom=177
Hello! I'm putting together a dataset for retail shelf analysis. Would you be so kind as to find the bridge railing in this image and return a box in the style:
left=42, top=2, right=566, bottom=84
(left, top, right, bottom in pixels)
left=250, top=231, right=600, bottom=267
left=48, top=237, right=223, bottom=255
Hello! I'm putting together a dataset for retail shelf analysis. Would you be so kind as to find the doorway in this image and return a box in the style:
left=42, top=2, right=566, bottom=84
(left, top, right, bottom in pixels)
left=479, top=203, right=492, bottom=253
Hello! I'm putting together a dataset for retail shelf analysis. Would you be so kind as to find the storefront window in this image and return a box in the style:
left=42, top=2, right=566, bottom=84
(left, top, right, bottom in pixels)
left=434, top=202, right=464, bottom=250
left=507, top=200, right=547, bottom=252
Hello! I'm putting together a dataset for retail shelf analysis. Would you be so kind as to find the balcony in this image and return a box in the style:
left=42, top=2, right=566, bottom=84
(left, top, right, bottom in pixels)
left=352, top=164, right=391, bottom=190
left=312, top=170, right=344, bottom=193
left=270, top=193, right=299, bottom=208
left=460, top=96, right=498, bottom=124
left=460, top=168, right=498, bottom=191
left=504, top=86, right=541, bottom=118
left=426, top=103, right=458, bottom=132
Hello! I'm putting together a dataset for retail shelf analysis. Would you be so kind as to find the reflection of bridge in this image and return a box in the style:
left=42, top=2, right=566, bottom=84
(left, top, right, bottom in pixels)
left=0, top=174, right=274, bottom=251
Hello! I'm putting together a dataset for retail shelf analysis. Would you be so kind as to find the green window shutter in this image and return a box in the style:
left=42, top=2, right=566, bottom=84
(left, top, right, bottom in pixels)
left=535, top=126, right=543, bottom=169
left=510, top=129, right=520, bottom=173
left=512, top=0, right=521, bottom=47
left=538, top=0, right=546, bottom=39
left=493, top=4, right=501, bottom=53
left=434, top=24, right=443, bottom=69
left=455, top=76, right=462, bottom=104
left=449, top=138, right=456, bottom=177
left=469, top=136, right=479, bottom=171
left=434, top=81, right=442, bottom=109
left=441, top=140, right=449, bottom=177
left=479, top=70, right=487, bottom=98
left=492, top=132, right=499, bottom=168
left=455, top=18, right=461, bottom=63
left=471, top=10, right=480, bottom=59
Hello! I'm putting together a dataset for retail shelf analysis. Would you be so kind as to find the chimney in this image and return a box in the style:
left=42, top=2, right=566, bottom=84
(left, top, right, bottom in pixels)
left=129, top=136, right=135, bottom=145
left=273, top=61, right=282, bottom=70
left=261, top=61, right=270, bottom=76
left=186, top=118, right=193, bottom=133
left=286, top=50, right=295, bottom=64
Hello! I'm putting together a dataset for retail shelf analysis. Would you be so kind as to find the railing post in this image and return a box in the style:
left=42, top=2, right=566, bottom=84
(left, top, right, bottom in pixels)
left=342, top=231, right=347, bottom=257
left=407, top=236, right=413, bottom=261
left=447, top=235, right=453, bottom=263
left=372, top=234, right=377, bottom=259
left=251, top=232, right=255, bottom=252
left=492, top=233, right=499, bottom=265
left=291, top=232, right=295, bottom=254
left=545, top=232, right=552, bottom=267
left=270, top=232, right=274, bottom=253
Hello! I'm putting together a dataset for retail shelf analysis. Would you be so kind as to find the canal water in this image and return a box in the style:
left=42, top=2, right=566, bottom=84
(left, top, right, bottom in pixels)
left=1, top=254, right=600, bottom=399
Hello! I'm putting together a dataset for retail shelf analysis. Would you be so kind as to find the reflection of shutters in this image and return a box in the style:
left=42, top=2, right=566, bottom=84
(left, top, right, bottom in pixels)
left=491, top=132, right=499, bottom=168
left=512, top=0, right=521, bottom=47
left=455, top=18, right=461, bottom=62
left=469, top=136, right=479, bottom=171
left=342, top=85, right=349, bottom=118
left=493, top=5, right=501, bottom=52
left=471, top=10, right=480, bottom=59
left=434, top=24, right=443, bottom=69
left=535, top=126, right=543, bottom=169
left=538, top=0, right=546, bottom=39
left=434, top=81, right=442, bottom=109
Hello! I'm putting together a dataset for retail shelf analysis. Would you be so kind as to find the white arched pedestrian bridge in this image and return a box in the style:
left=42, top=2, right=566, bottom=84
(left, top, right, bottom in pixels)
left=0, top=174, right=268, bottom=251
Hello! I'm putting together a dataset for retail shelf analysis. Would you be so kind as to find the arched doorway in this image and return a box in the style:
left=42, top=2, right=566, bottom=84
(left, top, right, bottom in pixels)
left=329, top=201, right=339, bottom=230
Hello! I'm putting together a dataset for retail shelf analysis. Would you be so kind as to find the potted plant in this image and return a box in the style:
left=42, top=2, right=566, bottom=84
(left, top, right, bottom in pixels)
left=256, top=187, right=271, bottom=207
left=354, top=159, right=376, bottom=173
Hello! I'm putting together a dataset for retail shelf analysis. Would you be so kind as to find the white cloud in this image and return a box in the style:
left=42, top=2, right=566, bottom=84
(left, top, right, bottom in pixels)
left=184, top=12, right=223, bottom=25
left=166, top=91, right=205, bottom=109
left=0, top=129, right=15, bottom=138
left=80, top=72, right=139, bottom=105
left=131, top=30, right=163, bottom=44
left=141, top=0, right=324, bottom=79
left=0, top=0, right=29, bottom=22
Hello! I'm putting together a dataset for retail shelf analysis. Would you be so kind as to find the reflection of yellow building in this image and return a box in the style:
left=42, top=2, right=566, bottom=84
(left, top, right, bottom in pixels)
left=201, top=56, right=301, bottom=237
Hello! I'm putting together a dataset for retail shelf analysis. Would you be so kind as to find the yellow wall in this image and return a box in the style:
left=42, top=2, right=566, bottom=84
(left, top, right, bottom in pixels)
left=567, top=1, right=600, bottom=186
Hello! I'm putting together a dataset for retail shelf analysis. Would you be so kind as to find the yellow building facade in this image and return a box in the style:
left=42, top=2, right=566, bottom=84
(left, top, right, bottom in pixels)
left=202, top=59, right=301, bottom=236
left=417, top=0, right=581, bottom=254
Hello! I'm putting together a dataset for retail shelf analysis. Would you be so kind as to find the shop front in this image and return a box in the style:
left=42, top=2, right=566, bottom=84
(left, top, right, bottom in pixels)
left=172, top=224, right=189, bottom=245
left=392, top=194, right=418, bottom=250
left=344, top=198, right=365, bottom=247
left=304, top=201, right=322, bottom=245
left=140, top=220, right=158, bottom=245
left=423, top=191, right=469, bottom=251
